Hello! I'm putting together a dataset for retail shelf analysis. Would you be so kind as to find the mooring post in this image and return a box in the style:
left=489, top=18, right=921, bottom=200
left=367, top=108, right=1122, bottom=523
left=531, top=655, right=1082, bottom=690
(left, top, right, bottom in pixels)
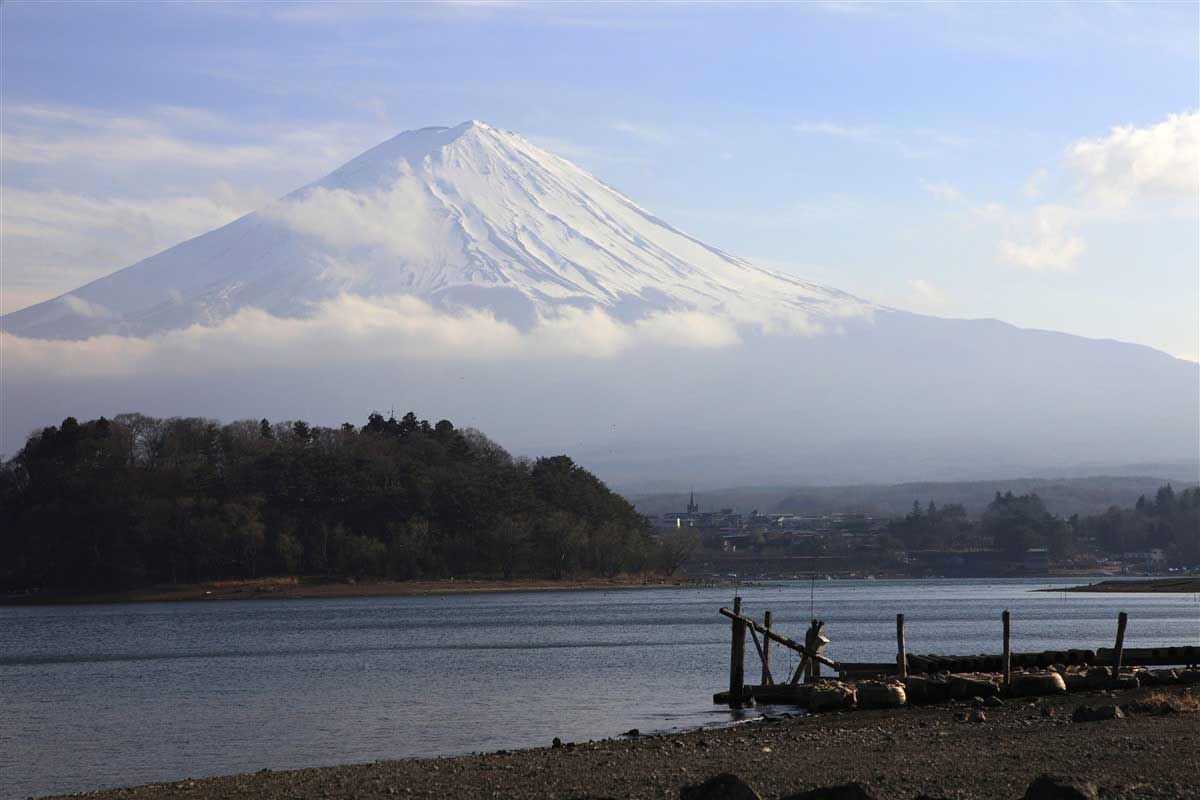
left=896, top=613, right=907, bottom=679
left=1002, top=609, right=1011, bottom=688
left=1111, top=611, right=1128, bottom=678
left=729, top=596, right=746, bottom=704
left=762, top=610, right=772, bottom=686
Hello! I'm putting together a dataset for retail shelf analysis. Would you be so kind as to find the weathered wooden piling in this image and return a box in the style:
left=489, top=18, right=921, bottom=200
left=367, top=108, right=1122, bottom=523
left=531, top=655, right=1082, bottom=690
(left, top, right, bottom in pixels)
left=761, top=611, right=773, bottom=686
left=896, top=613, right=907, bottom=679
left=1111, top=611, right=1128, bottom=678
left=801, top=619, right=828, bottom=683
left=1002, top=609, right=1011, bottom=687
left=729, top=596, right=746, bottom=704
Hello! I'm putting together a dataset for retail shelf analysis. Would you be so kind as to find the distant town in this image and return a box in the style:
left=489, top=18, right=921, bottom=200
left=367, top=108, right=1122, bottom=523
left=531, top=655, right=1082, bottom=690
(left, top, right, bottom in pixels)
left=661, top=488, right=1198, bottom=580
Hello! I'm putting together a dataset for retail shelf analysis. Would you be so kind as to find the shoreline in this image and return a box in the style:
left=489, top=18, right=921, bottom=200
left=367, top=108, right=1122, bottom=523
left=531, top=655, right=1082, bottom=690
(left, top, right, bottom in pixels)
left=1039, top=577, right=1200, bottom=594
left=1, top=575, right=719, bottom=606
left=45, top=684, right=1199, bottom=800
left=8, top=574, right=1197, bottom=607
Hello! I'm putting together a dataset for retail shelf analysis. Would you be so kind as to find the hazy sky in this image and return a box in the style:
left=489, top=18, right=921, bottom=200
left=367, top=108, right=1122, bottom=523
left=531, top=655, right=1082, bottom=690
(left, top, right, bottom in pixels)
left=2, top=1, right=1197, bottom=359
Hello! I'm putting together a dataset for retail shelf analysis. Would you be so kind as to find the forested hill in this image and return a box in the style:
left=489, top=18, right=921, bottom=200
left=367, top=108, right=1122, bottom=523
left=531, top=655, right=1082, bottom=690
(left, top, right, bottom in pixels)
left=0, top=413, right=669, bottom=593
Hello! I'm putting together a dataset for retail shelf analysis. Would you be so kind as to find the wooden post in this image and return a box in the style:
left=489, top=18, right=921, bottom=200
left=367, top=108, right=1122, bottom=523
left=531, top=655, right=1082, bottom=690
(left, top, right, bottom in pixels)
left=1111, top=611, right=1128, bottom=678
left=761, top=611, right=773, bottom=686
left=802, top=619, right=827, bottom=683
left=809, top=618, right=822, bottom=681
left=729, top=596, right=746, bottom=704
left=896, top=613, right=907, bottom=679
left=1002, top=609, right=1011, bottom=688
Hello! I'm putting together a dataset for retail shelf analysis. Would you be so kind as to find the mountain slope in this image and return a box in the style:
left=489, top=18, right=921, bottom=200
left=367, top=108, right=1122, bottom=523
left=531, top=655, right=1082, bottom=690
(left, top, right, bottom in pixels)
left=1, top=121, right=868, bottom=339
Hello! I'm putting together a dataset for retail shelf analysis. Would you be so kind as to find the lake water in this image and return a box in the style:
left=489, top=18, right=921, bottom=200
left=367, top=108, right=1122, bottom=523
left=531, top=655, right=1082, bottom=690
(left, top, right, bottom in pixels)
left=2, top=579, right=1198, bottom=799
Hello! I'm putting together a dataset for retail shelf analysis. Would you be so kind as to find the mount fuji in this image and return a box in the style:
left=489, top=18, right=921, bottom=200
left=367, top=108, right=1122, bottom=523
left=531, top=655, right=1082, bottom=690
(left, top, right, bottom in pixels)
left=2, top=121, right=1196, bottom=487
left=1, top=121, right=869, bottom=340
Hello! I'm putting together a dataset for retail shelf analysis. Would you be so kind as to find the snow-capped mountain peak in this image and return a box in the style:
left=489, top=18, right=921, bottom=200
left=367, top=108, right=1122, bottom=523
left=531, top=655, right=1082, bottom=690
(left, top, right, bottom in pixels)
left=2, top=121, right=870, bottom=340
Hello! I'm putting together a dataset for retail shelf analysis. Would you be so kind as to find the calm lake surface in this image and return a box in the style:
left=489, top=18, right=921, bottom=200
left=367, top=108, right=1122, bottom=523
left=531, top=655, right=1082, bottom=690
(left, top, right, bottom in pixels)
left=2, top=579, right=1198, bottom=798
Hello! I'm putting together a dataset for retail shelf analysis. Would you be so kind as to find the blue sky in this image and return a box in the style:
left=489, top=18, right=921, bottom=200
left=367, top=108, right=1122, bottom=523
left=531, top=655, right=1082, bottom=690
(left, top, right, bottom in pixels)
left=2, top=1, right=1197, bottom=358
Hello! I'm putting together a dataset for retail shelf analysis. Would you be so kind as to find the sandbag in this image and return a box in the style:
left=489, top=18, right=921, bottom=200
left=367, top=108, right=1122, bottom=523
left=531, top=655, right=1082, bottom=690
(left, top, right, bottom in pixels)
left=903, top=675, right=928, bottom=703
left=950, top=673, right=999, bottom=698
left=856, top=681, right=906, bottom=709
left=1063, top=672, right=1089, bottom=692
left=807, top=683, right=857, bottom=712
left=923, top=672, right=953, bottom=702
left=1150, top=669, right=1179, bottom=685
left=1011, top=671, right=1067, bottom=697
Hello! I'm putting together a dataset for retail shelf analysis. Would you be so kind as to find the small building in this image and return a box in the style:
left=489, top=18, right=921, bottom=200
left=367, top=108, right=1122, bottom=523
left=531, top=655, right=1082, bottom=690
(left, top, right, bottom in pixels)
left=1023, top=547, right=1050, bottom=573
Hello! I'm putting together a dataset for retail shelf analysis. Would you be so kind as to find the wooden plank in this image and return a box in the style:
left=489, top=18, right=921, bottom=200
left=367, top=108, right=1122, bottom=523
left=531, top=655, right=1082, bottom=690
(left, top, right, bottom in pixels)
left=896, top=613, right=907, bottom=680
left=789, top=656, right=807, bottom=687
left=836, top=662, right=897, bottom=676
left=748, top=624, right=767, bottom=675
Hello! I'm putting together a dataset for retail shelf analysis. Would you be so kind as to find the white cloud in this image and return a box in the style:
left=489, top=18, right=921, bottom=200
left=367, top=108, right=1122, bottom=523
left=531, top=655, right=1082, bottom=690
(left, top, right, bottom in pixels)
left=0, top=295, right=743, bottom=380
left=0, top=102, right=398, bottom=314
left=612, top=121, right=672, bottom=145
left=997, top=204, right=1085, bottom=271
left=793, top=121, right=876, bottom=141
left=793, top=121, right=966, bottom=159
left=906, top=279, right=950, bottom=311
left=1066, top=110, right=1199, bottom=209
left=919, top=179, right=963, bottom=203
left=61, top=295, right=116, bottom=320
left=977, top=112, right=1198, bottom=276
left=262, top=175, right=449, bottom=263
left=0, top=102, right=386, bottom=175
left=0, top=183, right=271, bottom=314
left=1023, top=168, right=1048, bottom=199
left=997, top=236, right=1084, bottom=272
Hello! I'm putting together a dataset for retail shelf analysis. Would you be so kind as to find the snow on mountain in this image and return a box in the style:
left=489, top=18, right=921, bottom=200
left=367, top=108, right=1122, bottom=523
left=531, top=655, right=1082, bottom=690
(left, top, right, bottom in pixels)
left=1, top=121, right=869, bottom=340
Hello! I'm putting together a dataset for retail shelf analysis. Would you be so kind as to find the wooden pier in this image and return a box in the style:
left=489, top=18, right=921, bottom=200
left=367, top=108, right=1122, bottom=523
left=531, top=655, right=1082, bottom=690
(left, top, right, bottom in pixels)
left=714, top=601, right=1199, bottom=708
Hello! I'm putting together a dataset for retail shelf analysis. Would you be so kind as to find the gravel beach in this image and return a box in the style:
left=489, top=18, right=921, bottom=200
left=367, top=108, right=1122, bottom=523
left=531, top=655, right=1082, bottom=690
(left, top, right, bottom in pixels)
left=52, top=685, right=1199, bottom=800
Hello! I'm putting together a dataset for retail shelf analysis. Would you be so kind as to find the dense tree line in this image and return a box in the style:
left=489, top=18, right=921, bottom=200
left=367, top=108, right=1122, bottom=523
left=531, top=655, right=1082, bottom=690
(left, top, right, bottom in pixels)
left=887, top=487, right=1199, bottom=566
left=887, top=500, right=972, bottom=551
left=1075, top=484, right=1200, bottom=566
left=982, top=491, right=1073, bottom=559
left=982, top=487, right=1199, bottom=564
left=0, top=413, right=669, bottom=592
